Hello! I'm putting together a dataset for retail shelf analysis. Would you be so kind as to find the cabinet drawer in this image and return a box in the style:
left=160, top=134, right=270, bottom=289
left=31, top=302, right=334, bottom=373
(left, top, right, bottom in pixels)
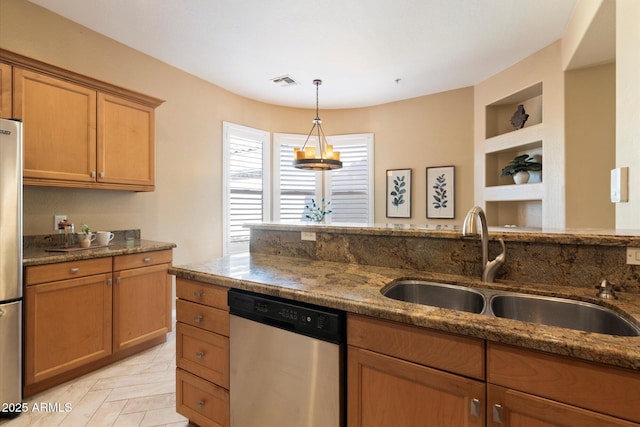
left=487, top=343, right=640, bottom=423
left=113, top=249, right=172, bottom=271
left=177, top=322, right=229, bottom=388
left=347, top=313, right=485, bottom=380
left=25, top=258, right=112, bottom=285
left=176, top=278, right=228, bottom=310
left=177, top=299, right=229, bottom=336
left=176, top=368, right=229, bottom=427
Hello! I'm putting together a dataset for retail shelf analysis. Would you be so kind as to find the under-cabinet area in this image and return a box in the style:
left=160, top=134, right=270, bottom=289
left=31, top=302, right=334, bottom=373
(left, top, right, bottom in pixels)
left=171, top=272, right=640, bottom=427
left=23, top=248, right=174, bottom=398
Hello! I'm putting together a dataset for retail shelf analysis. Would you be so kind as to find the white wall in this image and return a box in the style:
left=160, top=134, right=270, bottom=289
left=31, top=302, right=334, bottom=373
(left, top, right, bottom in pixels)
left=616, top=0, right=640, bottom=229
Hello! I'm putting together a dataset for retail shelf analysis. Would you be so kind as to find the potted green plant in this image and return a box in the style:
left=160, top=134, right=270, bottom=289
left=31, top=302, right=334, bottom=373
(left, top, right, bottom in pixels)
left=500, top=154, right=542, bottom=184
left=305, top=198, right=332, bottom=222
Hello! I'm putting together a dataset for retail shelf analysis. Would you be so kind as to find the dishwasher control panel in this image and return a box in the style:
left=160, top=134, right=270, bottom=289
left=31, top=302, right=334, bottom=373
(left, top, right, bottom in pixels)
left=228, top=288, right=345, bottom=344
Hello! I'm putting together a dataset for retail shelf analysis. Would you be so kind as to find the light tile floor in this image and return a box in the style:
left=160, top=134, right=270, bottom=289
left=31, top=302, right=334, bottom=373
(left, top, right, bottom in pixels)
left=1, top=323, right=190, bottom=427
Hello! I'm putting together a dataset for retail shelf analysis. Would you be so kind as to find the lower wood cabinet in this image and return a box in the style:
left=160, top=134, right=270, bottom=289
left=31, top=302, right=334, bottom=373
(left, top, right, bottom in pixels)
left=175, top=278, right=229, bottom=427
left=487, top=384, right=638, bottom=427
left=25, top=270, right=113, bottom=386
left=24, top=249, right=172, bottom=397
left=113, top=250, right=173, bottom=352
left=347, top=314, right=485, bottom=427
left=348, top=346, right=485, bottom=427
left=487, top=342, right=640, bottom=426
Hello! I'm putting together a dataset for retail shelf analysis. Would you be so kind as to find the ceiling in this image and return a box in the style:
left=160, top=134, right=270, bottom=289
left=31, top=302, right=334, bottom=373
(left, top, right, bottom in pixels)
left=28, top=0, right=579, bottom=109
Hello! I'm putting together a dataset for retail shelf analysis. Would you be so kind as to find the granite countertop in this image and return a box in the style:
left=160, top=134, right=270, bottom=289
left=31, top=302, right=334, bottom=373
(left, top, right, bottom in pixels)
left=24, top=240, right=177, bottom=266
left=170, top=252, right=640, bottom=371
left=249, top=222, right=640, bottom=246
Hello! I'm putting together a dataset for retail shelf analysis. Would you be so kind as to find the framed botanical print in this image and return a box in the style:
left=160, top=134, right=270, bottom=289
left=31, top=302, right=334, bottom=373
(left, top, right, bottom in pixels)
left=386, top=169, right=411, bottom=218
left=427, top=166, right=455, bottom=219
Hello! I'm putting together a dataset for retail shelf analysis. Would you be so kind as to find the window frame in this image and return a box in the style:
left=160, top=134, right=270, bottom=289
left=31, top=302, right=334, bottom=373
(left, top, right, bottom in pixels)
left=222, top=121, right=271, bottom=255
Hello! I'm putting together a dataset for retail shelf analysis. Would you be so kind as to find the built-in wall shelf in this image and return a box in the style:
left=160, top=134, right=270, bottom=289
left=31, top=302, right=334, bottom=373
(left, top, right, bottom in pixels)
left=475, top=53, right=560, bottom=229
left=485, top=82, right=543, bottom=139
left=484, top=123, right=544, bottom=154
left=484, top=183, right=543, bottom=202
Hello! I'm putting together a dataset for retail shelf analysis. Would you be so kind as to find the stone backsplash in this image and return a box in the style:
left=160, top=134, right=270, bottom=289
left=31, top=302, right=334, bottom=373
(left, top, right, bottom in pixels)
left=249, top=224, right=640, bottom=294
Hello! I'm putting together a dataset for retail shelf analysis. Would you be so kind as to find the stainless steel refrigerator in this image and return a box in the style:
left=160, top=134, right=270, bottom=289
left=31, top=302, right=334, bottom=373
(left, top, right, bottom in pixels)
left=0, top=117, right=23, bottom=418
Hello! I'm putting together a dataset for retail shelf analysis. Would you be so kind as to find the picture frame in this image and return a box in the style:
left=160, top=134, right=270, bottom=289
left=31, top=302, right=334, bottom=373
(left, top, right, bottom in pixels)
left=386, top=168, right=412, bottom=218
left=427, top=166, right=455, bottom=219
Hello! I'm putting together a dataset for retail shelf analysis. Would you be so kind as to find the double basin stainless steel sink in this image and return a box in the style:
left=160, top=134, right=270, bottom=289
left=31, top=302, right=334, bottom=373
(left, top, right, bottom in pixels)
left=381, top=280, right=640, bottom=337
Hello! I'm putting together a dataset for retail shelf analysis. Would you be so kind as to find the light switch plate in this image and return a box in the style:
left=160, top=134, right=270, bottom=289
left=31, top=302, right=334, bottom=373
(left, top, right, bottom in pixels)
left=627, top=247, right=640, bottom=265
left=301, top=231, right=316, bottom=241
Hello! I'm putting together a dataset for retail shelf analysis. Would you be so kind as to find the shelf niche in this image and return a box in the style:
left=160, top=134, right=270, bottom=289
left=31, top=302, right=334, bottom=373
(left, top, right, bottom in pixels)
left=485, top=82, right=543, bottom=139
left=486, top=200, right=542, bottom=229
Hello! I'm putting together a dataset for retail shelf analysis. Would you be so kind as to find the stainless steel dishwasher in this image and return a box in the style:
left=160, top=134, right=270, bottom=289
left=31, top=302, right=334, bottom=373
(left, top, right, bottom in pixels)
left=228, top=289, right=345, bottom=427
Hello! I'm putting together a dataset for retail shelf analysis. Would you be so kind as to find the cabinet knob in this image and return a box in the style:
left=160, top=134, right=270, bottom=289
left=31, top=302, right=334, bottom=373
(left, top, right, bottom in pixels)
left=492, top=404, right=504, bottom=424
left=90, top=171, right=96, bottom=178
left=107, top=278, right=112, bottom=286
left=195, top=351, right=204, bottom=359
left=196, top=400, right=205, bottom=409
left=143, top=257, right=151, bottom=263
left=194, top=290, right=204, bottom=298
left=0, top=309, right=5, bottom=317
left=193, top=315, right=203, bottom=323
left=116, top=277, right=121, bottom=285
left=469, top=398, right=481, bottom=417
left=70, top=268, right=80, bottom=274
left=99, top=171, right=105, bottom=178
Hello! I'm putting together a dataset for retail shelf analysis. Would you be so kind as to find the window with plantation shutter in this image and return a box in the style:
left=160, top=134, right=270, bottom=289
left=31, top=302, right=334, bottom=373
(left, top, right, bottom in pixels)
left=326, top=134, right=374, bottom=223
left=223, top=122, right=270, bottom=254
left=274, top=133, right=374, bottom=224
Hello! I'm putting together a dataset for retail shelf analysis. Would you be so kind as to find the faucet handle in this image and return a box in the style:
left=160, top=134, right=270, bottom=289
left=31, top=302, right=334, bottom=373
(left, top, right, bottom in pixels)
left=482, top=238, right=506, bottom=282
left=595, top=279, right=618, bottom=299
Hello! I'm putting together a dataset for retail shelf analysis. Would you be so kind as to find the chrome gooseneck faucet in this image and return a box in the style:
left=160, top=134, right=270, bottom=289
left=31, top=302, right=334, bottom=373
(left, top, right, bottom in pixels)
left=462, top=206, right=506, bottom=282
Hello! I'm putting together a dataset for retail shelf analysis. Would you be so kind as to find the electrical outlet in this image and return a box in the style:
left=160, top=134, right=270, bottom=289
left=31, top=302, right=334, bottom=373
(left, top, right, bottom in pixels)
left=301, top=231, right=316, bottom=241
left=627, top=247, right=640, bottom=266
left=54, top=215, right=67, bottom=231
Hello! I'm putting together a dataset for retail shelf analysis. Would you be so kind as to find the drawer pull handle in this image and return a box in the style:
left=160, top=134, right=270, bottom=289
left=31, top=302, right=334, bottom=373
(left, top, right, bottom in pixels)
left=493, top=404, right=504, bottom=424
left=194, top=290, right=204, bottom=298
left=470, top=398, right=480, bottom=417
left=195, top=351, right=204, bottom=359
left=194, top=315, right=203, bottom=323
left=143, top=257, right=151, bottom=263
left=70, top=268, right=80, bottom=274
left=196, top=400, right=205, bottom=409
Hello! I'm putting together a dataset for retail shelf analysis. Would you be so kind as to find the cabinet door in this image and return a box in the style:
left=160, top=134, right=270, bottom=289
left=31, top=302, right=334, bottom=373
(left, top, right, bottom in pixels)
left=97, top=93, right=154, bottom=188
left=13, top=68, right=97, bottom=182
left=487, top=385, right=639, bottom=427
left=113, top=263, right=171, bottom=352
left=25, top=273, right=112, bottom=385
left=0, top=62, right=11, bottom=118
left=348, top=346, right=485, bottom=427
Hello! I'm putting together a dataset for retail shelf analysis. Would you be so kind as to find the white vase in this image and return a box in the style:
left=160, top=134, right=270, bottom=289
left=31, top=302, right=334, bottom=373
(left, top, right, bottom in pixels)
left=513, top=171, right=530, bottom=184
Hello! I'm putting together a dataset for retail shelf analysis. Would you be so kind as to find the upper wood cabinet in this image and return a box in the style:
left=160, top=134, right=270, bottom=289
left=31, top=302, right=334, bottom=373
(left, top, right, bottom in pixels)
left=0, top=62, right=11, bottom=118
left=13, top=68, right=98, bottom=183
left=0, top=48, right=164, bottom=191
left=98, top=93, right=155, bottom=187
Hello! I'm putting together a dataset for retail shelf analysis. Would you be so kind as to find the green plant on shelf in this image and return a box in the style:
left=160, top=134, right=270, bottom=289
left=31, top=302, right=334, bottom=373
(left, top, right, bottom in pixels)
left=500, top=154, right=542, bottom=177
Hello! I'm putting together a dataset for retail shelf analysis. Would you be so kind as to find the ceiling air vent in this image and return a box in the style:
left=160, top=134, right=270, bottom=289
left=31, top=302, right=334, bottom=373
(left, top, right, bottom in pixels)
left=271, top=75, right=298, bottom=87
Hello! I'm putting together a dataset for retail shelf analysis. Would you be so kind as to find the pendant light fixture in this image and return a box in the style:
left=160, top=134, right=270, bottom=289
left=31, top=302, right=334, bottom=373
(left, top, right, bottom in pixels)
left=293, top=79, right=342, bottom=170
